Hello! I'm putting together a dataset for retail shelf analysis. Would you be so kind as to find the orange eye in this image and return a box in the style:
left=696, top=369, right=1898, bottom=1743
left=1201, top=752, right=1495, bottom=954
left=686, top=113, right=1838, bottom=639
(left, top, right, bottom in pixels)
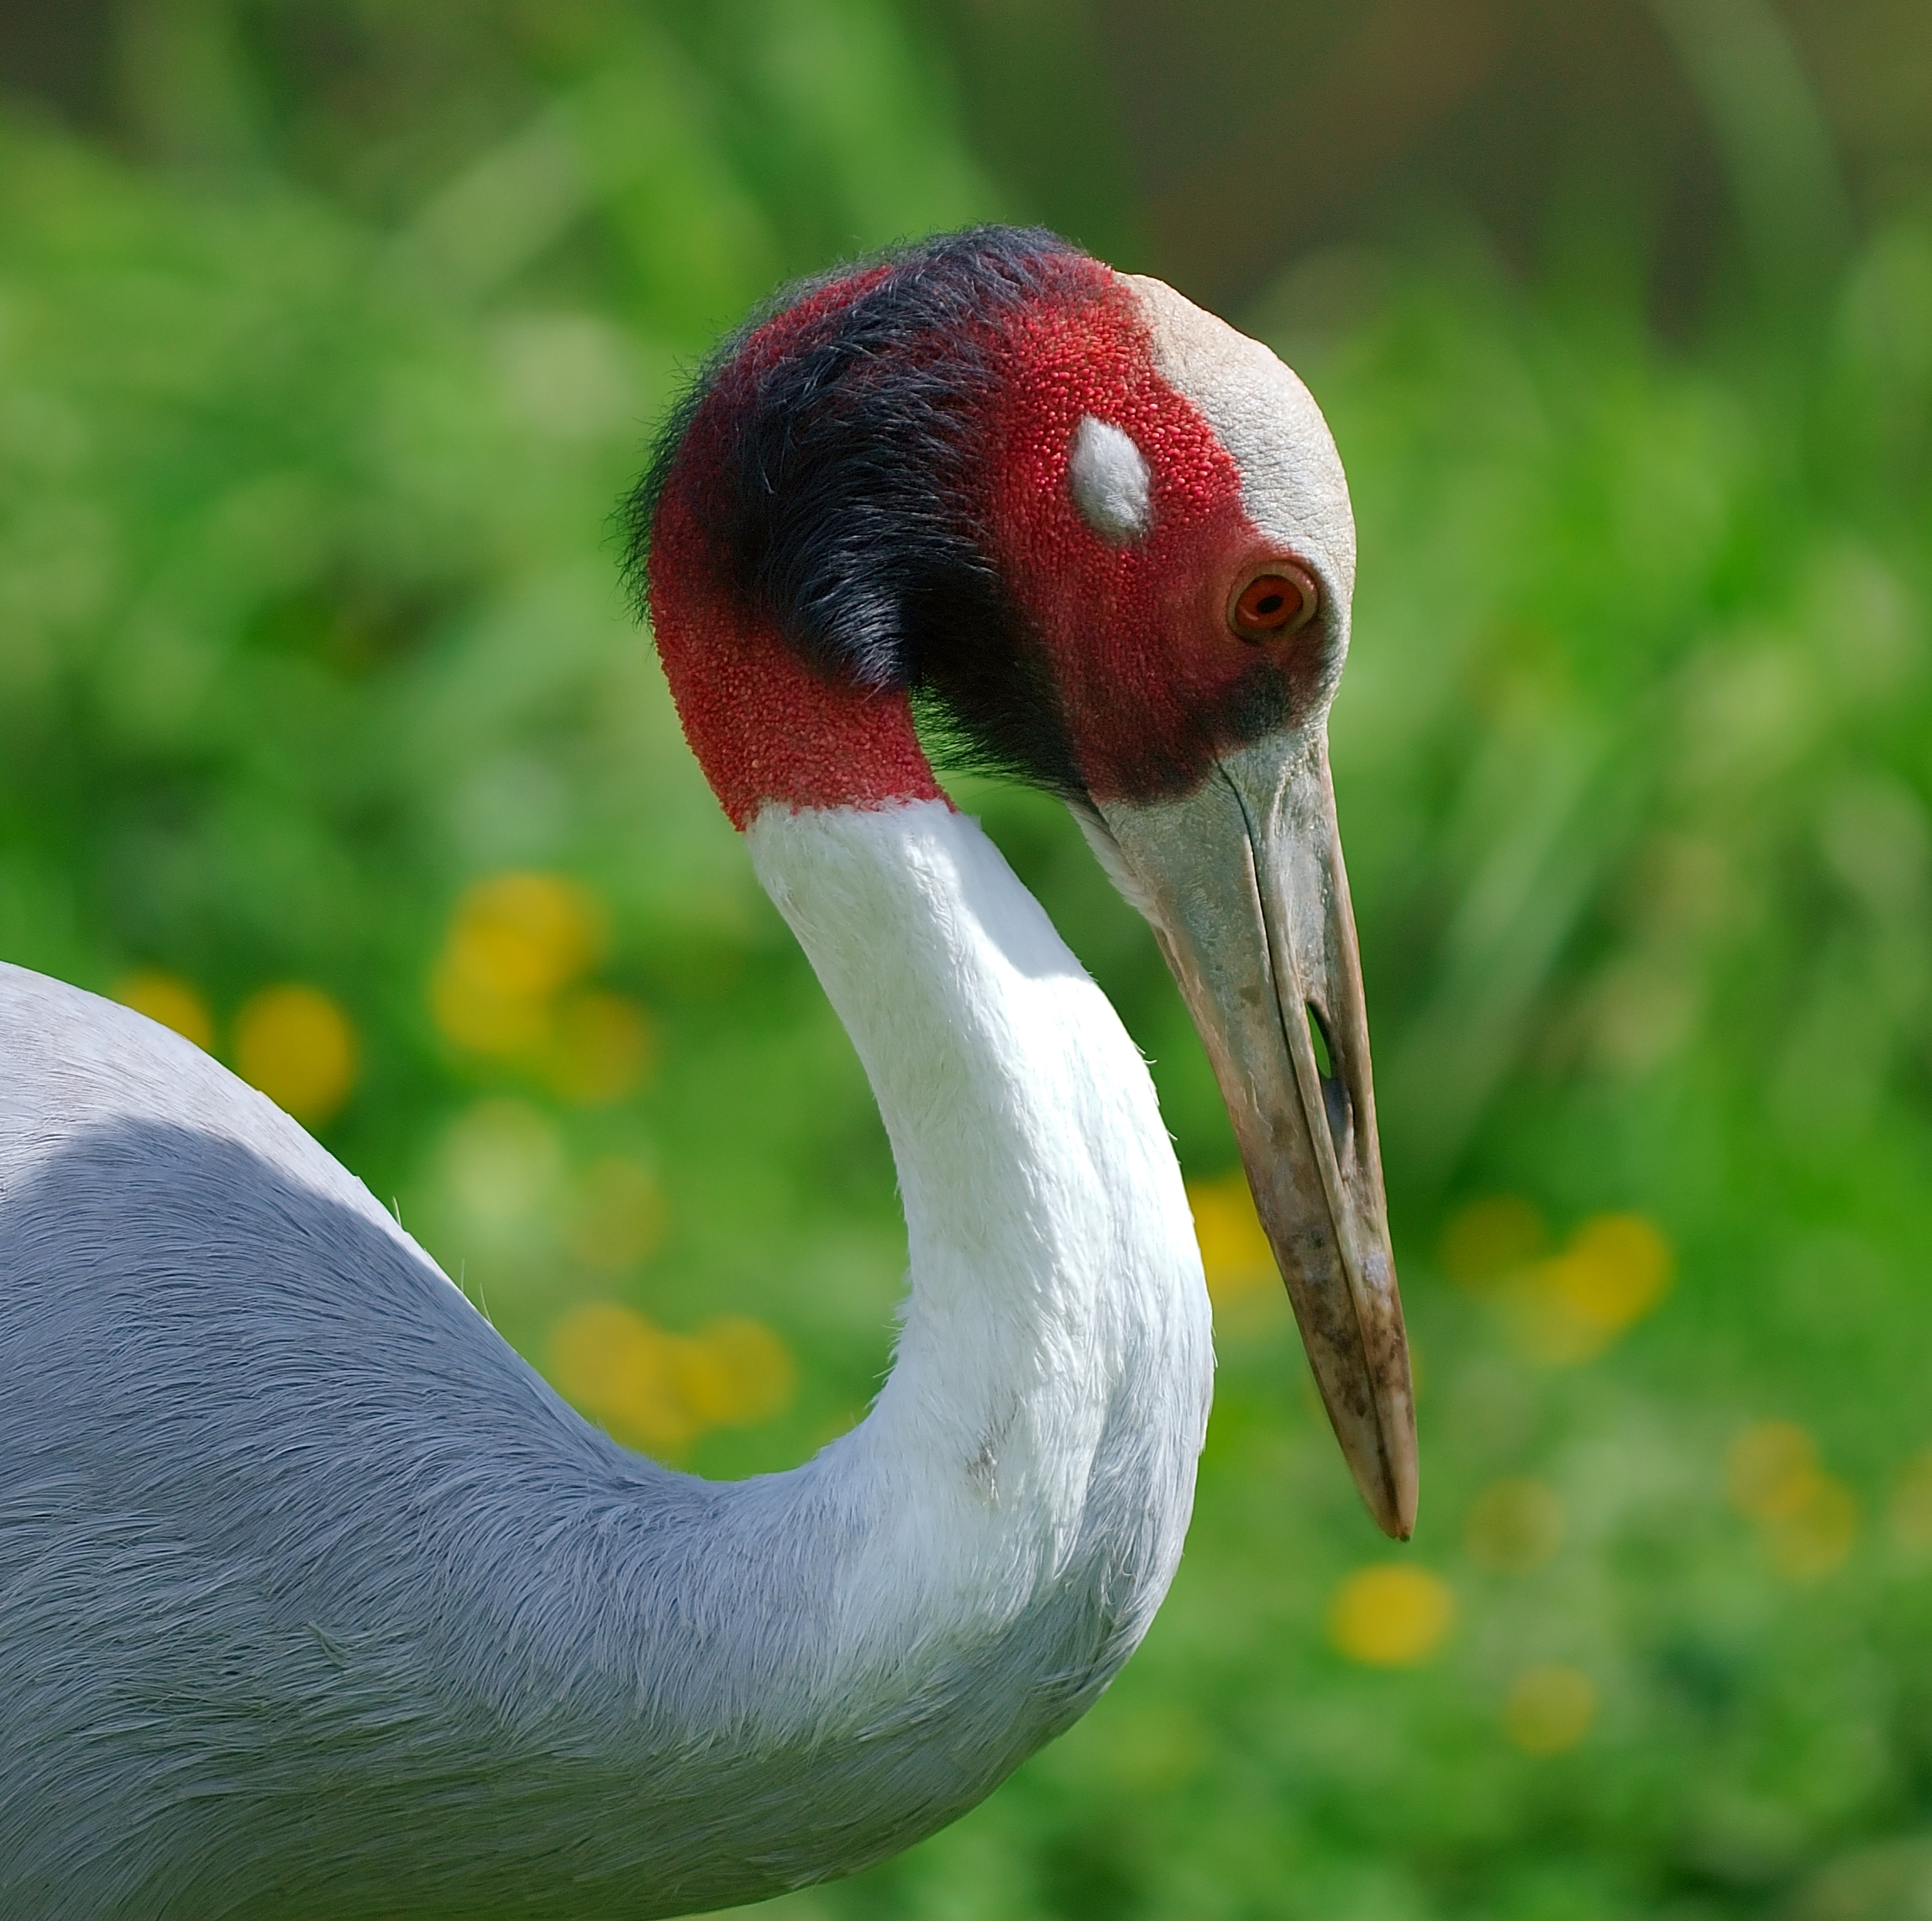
left=1230, top=566, right=1317, bottom=642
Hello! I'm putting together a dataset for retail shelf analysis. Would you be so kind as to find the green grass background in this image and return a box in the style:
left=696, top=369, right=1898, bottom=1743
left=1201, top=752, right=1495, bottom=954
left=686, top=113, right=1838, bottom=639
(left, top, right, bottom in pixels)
left=3, top=3, right=1932, bottom=1916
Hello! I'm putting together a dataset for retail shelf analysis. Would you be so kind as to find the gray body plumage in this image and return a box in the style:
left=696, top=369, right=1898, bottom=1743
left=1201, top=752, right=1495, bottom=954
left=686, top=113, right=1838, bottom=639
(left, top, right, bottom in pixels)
left=0, top=795, right=1210, bottom=1918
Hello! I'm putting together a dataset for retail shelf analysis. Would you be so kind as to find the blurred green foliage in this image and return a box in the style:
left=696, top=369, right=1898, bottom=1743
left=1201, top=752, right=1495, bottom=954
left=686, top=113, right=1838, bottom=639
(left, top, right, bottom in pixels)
left=4, top=3, right=1932, bottom=1918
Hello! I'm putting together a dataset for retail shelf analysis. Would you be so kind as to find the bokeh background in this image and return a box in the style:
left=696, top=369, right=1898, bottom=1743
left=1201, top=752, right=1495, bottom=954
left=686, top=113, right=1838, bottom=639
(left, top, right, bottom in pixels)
left=4, top=3, right=1932, bottom=1916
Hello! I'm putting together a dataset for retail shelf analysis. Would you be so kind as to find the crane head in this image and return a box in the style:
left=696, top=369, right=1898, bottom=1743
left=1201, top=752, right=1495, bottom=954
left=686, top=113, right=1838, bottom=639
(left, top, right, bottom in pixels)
left=633, top=228, right=1416, bottom=1540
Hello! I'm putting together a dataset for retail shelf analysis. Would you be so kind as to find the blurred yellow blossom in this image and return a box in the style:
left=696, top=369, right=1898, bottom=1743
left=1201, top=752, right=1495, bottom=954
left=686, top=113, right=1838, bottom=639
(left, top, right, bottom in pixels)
left=1548, top=1215, right=1673, bottom=1327
left=1328, top=1565, right=1454, bottom=1666
left=1187, top=1168, right=1274, bottom=1303
left=1504, top=1214, right=1673, bottom=1364
left=234, top=984, right=358, bottom=1124
left=1465, top=1477, right=1565, bottom=1574
left=550, top=1302, right=696, bottom=1451
left=456, top=871, right=604, bottom=999
left=1504, top=1665, right=1597, bottom=1754
left=564, top=1157, right=665, bottom=1271
left=1889, top=1449, right=1932, bottom=1556
left=430, top=872, right=655, bottom=1105
left=114, top=970, right=214, bottom=1052
left=1441, top=1195, right=1547, bottom=1289
left=1726, top=1421, right=1861, bottom=1578
left=676, top=1317, right=797, bottom=1427
left=432, top=870, right=605, bottom=1057
left=549, top=1304, right=795, bottom=1456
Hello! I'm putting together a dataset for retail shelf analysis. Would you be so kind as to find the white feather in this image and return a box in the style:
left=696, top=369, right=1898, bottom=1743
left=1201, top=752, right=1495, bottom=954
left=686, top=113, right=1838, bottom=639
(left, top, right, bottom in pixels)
left=1067, top=414, right=1153, bottom=544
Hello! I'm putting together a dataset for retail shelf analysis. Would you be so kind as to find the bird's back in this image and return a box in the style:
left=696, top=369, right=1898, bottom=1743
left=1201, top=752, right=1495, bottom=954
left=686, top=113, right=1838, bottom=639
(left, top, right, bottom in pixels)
left=0, top=962, right=1147, bottom=1917
left=0, top=964, right=673, bottom=1908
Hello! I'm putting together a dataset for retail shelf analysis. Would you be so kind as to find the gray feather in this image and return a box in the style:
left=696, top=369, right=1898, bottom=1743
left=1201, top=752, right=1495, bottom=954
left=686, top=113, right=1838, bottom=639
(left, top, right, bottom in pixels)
left=0, top=961, right=1187, bottom=1918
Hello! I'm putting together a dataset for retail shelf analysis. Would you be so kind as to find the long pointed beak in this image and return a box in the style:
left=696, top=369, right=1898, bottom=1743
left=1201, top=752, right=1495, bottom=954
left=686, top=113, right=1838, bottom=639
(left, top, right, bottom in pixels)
left=1086, top=730, right=1417, bottom=1539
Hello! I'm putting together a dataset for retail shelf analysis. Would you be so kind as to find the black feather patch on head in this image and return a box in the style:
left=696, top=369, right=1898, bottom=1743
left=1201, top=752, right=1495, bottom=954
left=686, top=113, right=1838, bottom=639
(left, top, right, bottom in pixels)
left=622, top=226, right=1096, bottom=798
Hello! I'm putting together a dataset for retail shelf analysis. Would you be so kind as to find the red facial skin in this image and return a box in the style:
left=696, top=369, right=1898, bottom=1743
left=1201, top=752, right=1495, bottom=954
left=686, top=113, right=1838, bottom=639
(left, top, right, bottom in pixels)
left=978, top=272, right=1316, bottom=803
left=648, top=489, right=945, bottom=831
left=648, top=260, right=1315, bottom=827
left=648, top=266, right=945, bottom=830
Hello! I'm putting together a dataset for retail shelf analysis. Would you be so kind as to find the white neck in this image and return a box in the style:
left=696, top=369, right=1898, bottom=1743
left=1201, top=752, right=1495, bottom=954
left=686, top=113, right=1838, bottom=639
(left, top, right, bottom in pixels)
left=746, top=797, right=1212, bottom=1708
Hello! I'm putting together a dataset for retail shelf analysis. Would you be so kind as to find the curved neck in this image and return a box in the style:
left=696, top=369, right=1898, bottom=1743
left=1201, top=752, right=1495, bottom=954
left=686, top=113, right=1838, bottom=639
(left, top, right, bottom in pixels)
left=744, top=798, right=1211, bottom=1707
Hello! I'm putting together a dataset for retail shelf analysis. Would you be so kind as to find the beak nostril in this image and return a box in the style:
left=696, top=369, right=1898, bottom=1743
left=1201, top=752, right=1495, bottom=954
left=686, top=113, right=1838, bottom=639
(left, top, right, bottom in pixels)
left=1305, top=1002, right=1352, bottom=1159
left=1306, top=1002, right=1332, bottom=1079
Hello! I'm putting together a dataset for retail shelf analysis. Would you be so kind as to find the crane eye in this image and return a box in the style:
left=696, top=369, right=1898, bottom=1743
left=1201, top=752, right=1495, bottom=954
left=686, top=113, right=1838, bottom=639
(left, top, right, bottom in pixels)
left=1230, top=567, right=1318, bottom=642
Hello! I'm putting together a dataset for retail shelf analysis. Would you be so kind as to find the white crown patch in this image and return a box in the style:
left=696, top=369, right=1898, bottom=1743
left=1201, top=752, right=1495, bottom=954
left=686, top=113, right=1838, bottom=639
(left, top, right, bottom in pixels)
left=1068, top=415, right=1152, bottom=545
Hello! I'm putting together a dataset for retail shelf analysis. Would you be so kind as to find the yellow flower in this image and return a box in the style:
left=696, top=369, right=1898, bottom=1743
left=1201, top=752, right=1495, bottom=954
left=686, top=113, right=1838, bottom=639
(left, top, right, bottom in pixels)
left=1726, top=1420, right=1821, bottom=1520
left=427, top=874, right=655, bottom=1104
left=550, top=1302, right=696, bottom=1451
left=542, top=989, right=656, bottom=1105
left=1890, top=1449, right=1932, bottom=1556
left=432, top=871, right=604, bottom=1056
left=1186, top=1168, right=1274, bottom=1304
left=549, top=1304, right=796, bottom=1456
left=1505, top=1214, right=1673, bottom=1364
left=678, top=1318, right=797, bottom=1427
left=1327, top=1565, right=1454, bottom=1666
left=234, top=984, right=358, bottom=1125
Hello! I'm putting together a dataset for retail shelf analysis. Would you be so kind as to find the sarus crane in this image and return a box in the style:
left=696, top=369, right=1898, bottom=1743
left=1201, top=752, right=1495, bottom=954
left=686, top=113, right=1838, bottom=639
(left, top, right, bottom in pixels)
left=0, top=226, right=1415, bottom=1917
